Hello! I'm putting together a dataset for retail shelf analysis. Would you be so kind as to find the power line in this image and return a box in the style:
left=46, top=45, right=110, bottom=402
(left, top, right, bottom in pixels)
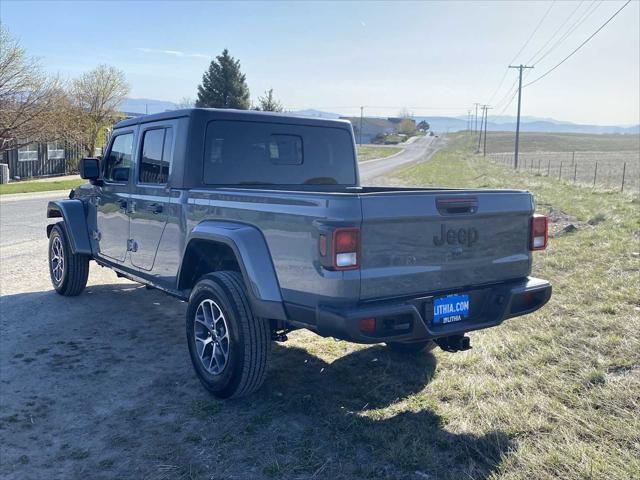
left=523, top=0, right=631, bottom=88
left=529, top=0, right=603, bottom=66
left=486, top=0, right=556, bottom=105
left=524, top=0, right=587, bottom=64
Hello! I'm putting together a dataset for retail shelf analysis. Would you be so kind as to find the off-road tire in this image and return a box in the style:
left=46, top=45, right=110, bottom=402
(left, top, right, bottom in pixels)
left=186, top=271, right=271, bottom=399
left=386, top=340, right=435, bottom=354
left=48, top=222, right=90, bottom=296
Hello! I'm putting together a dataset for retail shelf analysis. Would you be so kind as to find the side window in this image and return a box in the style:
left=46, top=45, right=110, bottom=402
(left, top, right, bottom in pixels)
left=103, top=133, right=134, bottom=182
left=139, top=127, right=172, bottom=184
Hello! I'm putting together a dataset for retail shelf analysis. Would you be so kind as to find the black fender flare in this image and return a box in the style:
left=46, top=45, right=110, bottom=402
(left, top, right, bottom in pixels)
left=180, top=221, right=287, bottom=320
left=46, top=200, right=92, bottom=255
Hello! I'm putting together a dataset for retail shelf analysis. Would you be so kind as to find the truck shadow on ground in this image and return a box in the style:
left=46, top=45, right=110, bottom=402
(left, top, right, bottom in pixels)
left=0, top=283, right=513, bottom=480
left=258, top=343, right=513, bottom=479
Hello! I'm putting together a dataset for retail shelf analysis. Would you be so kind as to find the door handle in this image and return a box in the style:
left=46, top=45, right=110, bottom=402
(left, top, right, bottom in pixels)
left=147, top=203, right=163, bottom=214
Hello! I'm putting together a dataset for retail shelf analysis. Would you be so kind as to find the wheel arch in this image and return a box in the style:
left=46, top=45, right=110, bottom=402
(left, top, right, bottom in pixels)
left=178, top=221, right=286, bottom=320
left=46, top=200, right=92, bottom=255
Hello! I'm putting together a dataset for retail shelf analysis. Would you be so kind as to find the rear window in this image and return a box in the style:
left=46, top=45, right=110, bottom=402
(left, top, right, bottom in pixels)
left=203, top=120, right=356, bottom=185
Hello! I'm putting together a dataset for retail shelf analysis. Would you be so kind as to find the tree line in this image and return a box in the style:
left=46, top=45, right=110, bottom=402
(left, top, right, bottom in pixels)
left=0, top=27, right=129, bottom=156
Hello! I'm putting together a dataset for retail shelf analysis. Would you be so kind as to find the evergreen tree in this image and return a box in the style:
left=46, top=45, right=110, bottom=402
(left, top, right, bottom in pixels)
left=196, top=49, right=250, bottom=109
left=256, top=88, right=283, bottom=112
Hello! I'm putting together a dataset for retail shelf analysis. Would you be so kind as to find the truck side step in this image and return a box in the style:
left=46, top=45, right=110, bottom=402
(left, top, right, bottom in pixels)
left=435, top=335, right=471, bottom=353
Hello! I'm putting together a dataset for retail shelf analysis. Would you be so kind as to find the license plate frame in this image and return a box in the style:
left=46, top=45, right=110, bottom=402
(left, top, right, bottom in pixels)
left=432, top=294, right=470, bottom=325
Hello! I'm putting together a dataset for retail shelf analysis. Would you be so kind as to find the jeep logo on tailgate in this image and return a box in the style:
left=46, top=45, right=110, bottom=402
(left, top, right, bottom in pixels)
left=433, top=224, right=478, bottom=247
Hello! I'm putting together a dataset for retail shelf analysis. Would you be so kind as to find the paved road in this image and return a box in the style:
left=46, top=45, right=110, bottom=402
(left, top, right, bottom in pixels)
left=359, top=135, right=443, bottom=183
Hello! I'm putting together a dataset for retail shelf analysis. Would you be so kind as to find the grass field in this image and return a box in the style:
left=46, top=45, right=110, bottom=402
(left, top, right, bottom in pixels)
left=0, top=178, right=84, bottom=195
left=238, top=133, right=638, bottom=479
left=357, top=145, right=402, bottom=162
left=380, top=133, right=638, bottom=479
left=478, top=132, right=640, bottom=192
left=483, top=131, right=639, bottom=153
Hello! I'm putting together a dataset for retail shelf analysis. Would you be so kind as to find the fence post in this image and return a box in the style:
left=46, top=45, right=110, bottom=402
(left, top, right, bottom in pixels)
left=574, top=163, right=577, bottom=182
left=621, top=162, right=626, bottom=192
left=559, top=160, right=563, bottom=180
left=572, top=151, right=575, bottom=166
left=538, top=158, right=541, bottom=174
left=547, top=159, right=551, bottom=176
left=593, top=162, right=598, bottom=187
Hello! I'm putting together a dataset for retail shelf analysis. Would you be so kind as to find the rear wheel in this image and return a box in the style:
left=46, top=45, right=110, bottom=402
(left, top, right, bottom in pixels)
left=186, top=271, right=271, bottom=399
left=386, top=340, right=435, bottom=354
left=48, top=222, right=89, bottom=296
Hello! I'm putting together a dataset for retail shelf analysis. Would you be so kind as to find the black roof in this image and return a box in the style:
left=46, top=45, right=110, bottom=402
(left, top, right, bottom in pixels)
left=113, top=108, right=352, bottom=130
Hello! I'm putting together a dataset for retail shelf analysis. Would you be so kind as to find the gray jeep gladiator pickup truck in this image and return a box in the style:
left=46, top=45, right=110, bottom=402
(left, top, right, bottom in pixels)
left=46, top=108, right=551, bottom=398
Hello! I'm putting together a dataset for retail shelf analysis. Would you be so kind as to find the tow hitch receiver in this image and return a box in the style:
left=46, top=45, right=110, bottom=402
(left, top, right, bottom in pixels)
left=436, top=335, right=471, bottom=352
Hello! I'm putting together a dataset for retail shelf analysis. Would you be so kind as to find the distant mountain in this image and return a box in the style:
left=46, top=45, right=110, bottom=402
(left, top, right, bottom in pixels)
left=287, top=109, right=341, bottom=119
left=119, top=98, right=638, bottom=135
left=416, top=116, right=639, bottom=135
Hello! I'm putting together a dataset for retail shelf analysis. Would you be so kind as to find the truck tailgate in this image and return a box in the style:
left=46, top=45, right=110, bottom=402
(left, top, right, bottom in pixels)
left=359, top=190, right=534, bottom=300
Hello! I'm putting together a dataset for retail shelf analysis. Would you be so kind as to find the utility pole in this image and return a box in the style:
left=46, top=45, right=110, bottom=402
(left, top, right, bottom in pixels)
left=508, top=65, right=533, bottom=168
left=483, top=106, right=492, bottom=156
left=359, top=106, right=364, bottom=145
left=476, top=105, right=487, bottom=153
left=473, top=103, right=480, bottom=134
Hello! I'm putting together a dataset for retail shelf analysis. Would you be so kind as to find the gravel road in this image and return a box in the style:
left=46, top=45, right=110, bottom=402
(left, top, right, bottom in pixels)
left=0, top=137, right=442, bottom=479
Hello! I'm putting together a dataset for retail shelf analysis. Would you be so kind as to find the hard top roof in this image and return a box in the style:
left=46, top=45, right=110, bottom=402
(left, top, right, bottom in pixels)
left=114, top=108, right=353, bottom=130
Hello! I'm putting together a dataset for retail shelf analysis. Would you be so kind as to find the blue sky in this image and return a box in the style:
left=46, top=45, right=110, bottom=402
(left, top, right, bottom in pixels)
left=2, top=0, right=638, bottom=125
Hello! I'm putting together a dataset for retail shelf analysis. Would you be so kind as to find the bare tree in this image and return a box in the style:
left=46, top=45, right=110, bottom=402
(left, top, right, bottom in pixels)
left=71, top=65, right=129, bottom=156
left=0, top=27, right=67, bottom=153
left=397, top=107, right=412, bottom=119
left=256, top=88, right=283, bottom=112
left=177, top=97, right=195, bottom=109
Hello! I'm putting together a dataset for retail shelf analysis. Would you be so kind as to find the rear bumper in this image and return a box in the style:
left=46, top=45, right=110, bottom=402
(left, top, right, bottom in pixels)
left=315, top=277, right=551, bottom=344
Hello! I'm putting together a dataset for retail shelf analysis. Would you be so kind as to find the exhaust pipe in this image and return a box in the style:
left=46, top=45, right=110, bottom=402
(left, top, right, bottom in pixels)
left=435, top=335, right=471, bottom=353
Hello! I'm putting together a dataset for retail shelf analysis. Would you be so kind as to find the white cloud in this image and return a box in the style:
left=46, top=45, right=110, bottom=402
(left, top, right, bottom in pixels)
left=136, top=47, right=209, bottom=59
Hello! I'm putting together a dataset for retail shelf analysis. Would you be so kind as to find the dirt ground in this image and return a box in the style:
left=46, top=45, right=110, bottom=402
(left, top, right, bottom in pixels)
left=0, top=170, right=501, bottom=480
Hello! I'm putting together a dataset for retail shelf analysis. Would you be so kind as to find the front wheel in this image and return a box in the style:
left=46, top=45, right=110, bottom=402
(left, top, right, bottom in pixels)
left=48, top=222, right=89, bottom=296
left=186, top=271, right=271, bottom=399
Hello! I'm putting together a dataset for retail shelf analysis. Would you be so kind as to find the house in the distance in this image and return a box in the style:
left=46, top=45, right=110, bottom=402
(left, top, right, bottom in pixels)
left=340, top=116, right=416, bottom=144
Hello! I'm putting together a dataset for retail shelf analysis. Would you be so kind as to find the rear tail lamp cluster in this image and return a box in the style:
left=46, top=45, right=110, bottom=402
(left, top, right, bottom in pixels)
left=333, top=227, right=359, bottom=269
left=530, top=214, right=548, bottom=251
left=319, top=227, right=360, bottom=270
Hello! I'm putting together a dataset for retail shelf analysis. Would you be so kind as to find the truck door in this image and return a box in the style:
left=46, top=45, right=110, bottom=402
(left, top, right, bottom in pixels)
left=129, top=126, right=174, bottom=271
left=97, top=131, right=135, bottom=262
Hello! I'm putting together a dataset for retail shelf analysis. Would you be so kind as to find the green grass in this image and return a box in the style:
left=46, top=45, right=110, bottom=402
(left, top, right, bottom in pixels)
left=239, top=133, right=638, bottom=479
left=375, top=132, right=639, bottom=479
left=0, top=178, right=84, bottom=195
left=357, top=145, right=402, bottom=162
left=484, top=131, right=640, bottom=153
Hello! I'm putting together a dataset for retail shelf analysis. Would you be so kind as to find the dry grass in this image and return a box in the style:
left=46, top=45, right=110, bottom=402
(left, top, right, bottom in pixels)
left=387, top=132, right=640, bottom=479
left=483, top=131, right=639, bottom=153
left=487, top=151, right=639, bottom=192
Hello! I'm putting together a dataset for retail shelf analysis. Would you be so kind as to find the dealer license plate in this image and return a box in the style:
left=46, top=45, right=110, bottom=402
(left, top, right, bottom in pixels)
left=433, top=294, right=470, bottom=325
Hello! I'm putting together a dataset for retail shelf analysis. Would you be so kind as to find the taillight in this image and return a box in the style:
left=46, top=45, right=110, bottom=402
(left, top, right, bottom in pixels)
left=332, top=227, right=360, bottom=270
left=530, top=214, right=548, bottom=251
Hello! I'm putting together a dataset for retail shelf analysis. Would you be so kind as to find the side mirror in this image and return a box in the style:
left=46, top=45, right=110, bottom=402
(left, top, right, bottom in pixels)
left=80, top=157, right=100, bottom=180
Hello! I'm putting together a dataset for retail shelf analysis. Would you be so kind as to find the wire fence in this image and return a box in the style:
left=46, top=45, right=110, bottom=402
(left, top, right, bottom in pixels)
left=487, top=151, right=640, bottom=193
